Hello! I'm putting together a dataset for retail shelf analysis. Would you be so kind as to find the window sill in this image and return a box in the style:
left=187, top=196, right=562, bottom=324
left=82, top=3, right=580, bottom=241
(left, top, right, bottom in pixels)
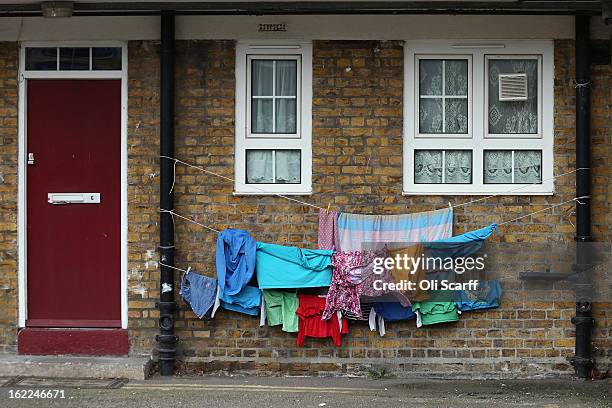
left=233, top=190, right=313, bottom=196
left=402, top=190, right=554, bottom=196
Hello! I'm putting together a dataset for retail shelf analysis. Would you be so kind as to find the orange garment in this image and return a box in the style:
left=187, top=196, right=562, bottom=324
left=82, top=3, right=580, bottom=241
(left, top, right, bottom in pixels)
left=296, top=293, right=348, bottom=347
left=387, top=244, right=430, bottom=302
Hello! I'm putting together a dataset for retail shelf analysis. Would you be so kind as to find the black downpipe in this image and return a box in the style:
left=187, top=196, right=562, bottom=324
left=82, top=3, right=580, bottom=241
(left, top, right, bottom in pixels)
left=570, top=15, right=594, bottom=379
left=157, top=12, right=177, bottom=377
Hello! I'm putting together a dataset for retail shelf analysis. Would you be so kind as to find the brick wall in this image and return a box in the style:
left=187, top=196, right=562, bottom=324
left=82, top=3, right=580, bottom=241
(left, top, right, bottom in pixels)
left=126, top=41, right=162, bottom=355
left=159, top=39, right=611, bottom=378
left=0, top=43, right=18, bottom=353
left=0, top=38, right=608, bottom=378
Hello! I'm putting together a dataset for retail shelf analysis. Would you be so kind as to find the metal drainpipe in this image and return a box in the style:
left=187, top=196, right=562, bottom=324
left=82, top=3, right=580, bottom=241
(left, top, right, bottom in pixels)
left=570, top=15, right=595, bottom=379
left=157, top=11, right=177, bottom=377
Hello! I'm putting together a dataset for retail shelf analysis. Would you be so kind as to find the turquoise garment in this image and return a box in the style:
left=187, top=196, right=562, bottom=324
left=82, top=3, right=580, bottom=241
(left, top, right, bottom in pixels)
left=220, top=285, right=261, bottom=316
left=256, top=242, right=333, bottom=289
left=425, top=223, right=497, bottom=259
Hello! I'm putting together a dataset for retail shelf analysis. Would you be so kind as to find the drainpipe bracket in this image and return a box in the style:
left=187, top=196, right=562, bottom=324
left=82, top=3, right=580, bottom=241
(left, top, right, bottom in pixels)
left=570, top=356, right=594, bottom=368
left=571, top=315, right=595, bottom=326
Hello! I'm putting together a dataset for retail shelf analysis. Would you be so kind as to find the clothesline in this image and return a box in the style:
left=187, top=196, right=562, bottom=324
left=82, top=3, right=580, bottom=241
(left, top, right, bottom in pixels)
left=159, top=155, right=589, bottom=212
left=159, top=261, right=190, bottom=273
left=159, top=208, right=220, bottom=233
left=160, top=155, right=325, bottom=211
left=496, top=196, right=589, bottom=226
left=159, top=195, right=589, bottom=235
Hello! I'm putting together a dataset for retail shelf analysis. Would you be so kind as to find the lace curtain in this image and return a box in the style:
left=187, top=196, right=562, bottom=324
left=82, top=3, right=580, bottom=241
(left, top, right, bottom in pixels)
left=419, top=59, right=468, bottom=134
left=484, top=150, right=541, bottom=184
left=514, top=150, right=541, bottom=183
left=246, top=150, right=301, bottom=184
left=246, top=150, right=273, bottom=183
left=488, top=59, right=538, bottom=134
left=414, top=150, right=471, bottom=184
left=445, top=150, right=472, bottom=183
left=275, top=150, right=301, bottom=183
left=252, top=60, right=297, bottom=133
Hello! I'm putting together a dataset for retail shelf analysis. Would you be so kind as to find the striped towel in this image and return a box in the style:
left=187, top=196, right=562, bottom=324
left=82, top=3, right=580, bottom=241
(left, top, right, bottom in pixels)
left=337, top=208, right=453, bottom=251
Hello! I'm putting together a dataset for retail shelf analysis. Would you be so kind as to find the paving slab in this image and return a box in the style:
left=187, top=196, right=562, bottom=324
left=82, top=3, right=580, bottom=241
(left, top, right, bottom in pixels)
left=0, top=355, right=151, bottom=381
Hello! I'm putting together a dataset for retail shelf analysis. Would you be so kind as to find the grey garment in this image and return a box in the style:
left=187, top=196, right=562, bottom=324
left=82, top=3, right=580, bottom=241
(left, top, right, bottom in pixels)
left=180, top=271, right=217, bottom=319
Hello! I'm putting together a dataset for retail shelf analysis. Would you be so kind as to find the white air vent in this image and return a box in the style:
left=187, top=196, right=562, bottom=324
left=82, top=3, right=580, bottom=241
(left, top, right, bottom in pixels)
left=498, top=73, right=528, bottom=101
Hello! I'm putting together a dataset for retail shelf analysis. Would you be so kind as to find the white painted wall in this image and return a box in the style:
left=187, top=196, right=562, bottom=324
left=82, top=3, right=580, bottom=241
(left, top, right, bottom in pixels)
left=0, top=15, right=610, bottom=41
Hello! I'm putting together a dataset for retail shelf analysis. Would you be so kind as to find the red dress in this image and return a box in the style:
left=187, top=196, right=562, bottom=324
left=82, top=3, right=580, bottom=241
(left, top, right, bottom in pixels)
left=296, top=293, right=349, bottom=347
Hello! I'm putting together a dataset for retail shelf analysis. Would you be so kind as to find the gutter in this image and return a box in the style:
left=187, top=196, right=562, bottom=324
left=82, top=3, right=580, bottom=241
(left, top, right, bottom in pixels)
left=0, top=1, right=605, bottom=17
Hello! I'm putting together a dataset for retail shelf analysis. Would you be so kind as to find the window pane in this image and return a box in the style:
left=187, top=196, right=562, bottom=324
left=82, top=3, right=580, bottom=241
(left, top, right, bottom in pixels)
left=59, top=47, right=90, bottom=70
left=488, top=58, right=538, bottom=134
left=445, top=99, right=468, bottom=133
left=252, top=60, right=273, bottom=96
left=275, top=150, right=301, bottom=184
left=514, top=150, right=542, bottom=183
left=414, top=150, right=442, bottom=184
left=419, top=98, right=443, bottom=133
left=275, top=99, right=297, bottom=133
left=419, top=59, right=442, bottom=96
left=25, top=48, right=57, bottom=70
left=445, top=150, right=472, bottom=184
left=92, top=47, right=122, bottom=70
left=252, top=99, right=273, bottom=133
left=484, top=150, right=512, bottom=184
left=246, top=150, right=273, bottom=183
left=275, top=60, right=297, bottom=96
left=445, top=60, right=468, bottom=96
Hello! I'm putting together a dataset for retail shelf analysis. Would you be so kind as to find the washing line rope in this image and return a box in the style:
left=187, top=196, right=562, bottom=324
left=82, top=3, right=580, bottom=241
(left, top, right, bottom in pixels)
left=448, top=168, right=589, bottom=209
left=160, top=194, right=589, bottom=234
left=160, top=155, right=589, bottom=213
left=159, top=261, right=190, bottom=273
left=160, top=155, right=326, bottom=211
left=497, top=195, right=589, bottom=226
left=159, top=208, right=220, bottom=233
left=158, top=196, right=589, bottom=275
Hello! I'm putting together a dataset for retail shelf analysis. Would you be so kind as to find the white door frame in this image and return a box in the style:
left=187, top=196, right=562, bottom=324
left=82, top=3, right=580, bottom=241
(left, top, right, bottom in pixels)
left=17, top=41, right=129, bottom=329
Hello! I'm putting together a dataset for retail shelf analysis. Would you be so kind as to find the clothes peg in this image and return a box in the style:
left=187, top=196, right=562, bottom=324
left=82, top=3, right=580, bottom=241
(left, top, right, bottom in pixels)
left=327, top=203, right=331, bottom=212
left=186, top=266, right=192, bottom=274
left=448, top=202, right=452, bottom=209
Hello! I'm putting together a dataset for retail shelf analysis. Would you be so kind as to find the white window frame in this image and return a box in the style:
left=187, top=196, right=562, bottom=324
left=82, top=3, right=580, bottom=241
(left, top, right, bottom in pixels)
left=235, top=41, right=312, bottom=195
left=246, top=55, right=301, bottom=139
left=415, top=55, right=473, bottom=139
left=403, top=40, right=554, bottom=195
left=485, top=54, right=543, bottom=139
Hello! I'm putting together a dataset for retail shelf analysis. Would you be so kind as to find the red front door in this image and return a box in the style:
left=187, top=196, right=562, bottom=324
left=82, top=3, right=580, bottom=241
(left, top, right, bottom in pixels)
left=26, top=79, right=121, bottom=328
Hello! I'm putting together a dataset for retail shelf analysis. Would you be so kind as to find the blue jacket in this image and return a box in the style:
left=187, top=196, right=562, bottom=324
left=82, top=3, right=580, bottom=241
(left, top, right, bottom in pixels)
left=216, top=229, right=257, bottom=297
left=215, top=229, right=260, bottom=316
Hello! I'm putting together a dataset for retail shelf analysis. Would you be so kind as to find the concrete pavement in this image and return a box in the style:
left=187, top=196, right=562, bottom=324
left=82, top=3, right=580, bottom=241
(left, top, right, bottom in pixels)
left=1, top=376, right=610, bottom=407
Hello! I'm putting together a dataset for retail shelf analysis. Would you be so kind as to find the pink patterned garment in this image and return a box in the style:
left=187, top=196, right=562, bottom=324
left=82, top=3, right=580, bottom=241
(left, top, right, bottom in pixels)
left=323, top=250, right=380, bottom=320
left=318, top=209, right=339, bottom=250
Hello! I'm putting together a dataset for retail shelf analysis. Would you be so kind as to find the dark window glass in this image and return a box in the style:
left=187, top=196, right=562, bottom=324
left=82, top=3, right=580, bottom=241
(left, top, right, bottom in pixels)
left=59, top=47, right=89, bottom=70
left=92, top=47, right=122, bottom=70
left=25, top=48, right=57, bottom=70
